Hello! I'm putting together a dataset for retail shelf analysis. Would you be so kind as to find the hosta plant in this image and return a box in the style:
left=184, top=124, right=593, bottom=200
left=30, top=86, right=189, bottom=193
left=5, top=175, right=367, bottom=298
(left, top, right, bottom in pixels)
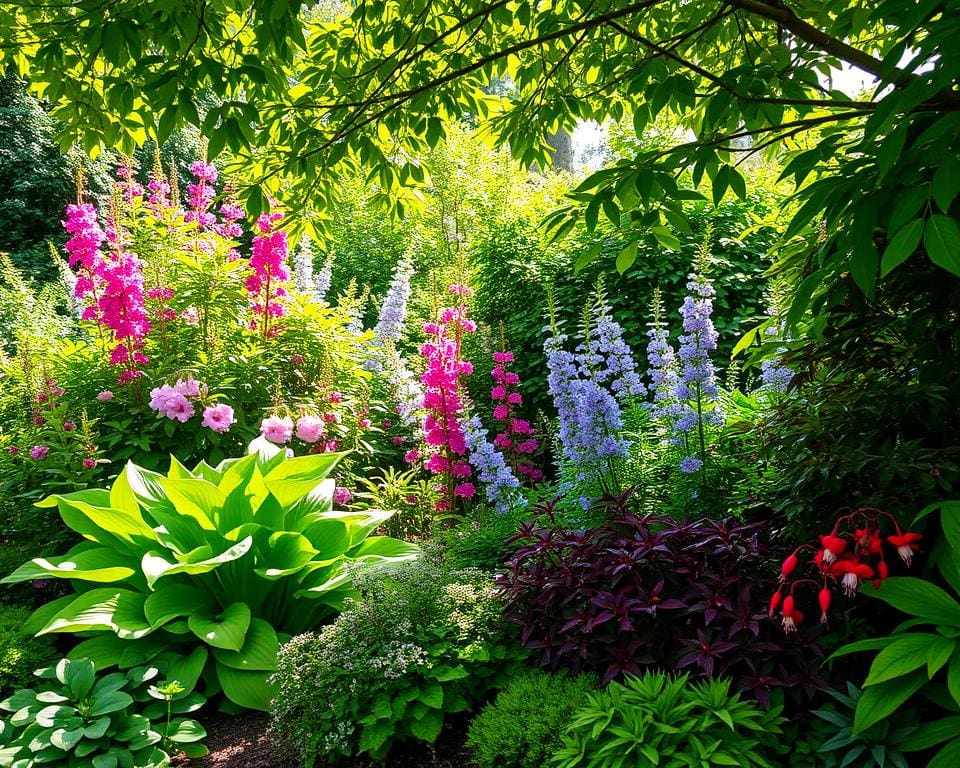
left=0, top=657, right=205, bottom=767
left=551, top=672, right=783, bottom=768
left=1, top=438, right=418, bottom=711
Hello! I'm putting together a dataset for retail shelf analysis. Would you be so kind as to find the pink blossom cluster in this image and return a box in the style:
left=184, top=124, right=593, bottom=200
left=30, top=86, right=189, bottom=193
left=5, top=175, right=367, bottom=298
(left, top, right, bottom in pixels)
left=184, top=161, right=218, bottom=228
left=64, top=203, right=152, bottom=383
left=260, top=411, right=341, bottom=453
left=490, top=350, right=543, bottom=483
left=148, top=377, right=235, bottom=433
left=246, top=213, right=290, bottom=335
left=419, top=285, right=479, bottom=511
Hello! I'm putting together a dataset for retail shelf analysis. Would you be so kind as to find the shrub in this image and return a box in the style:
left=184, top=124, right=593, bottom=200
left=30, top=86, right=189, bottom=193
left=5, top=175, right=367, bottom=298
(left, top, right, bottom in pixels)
left=271, top=561, right=528, bottom=764
left=497, top=494, right=823, bottom=703
left=0, top=657, right=206, bottom=766
left=0, top=606, right=58, bottom=694
left=429, top=504, right=533, bottom=571
left=1, top=439, right=417, bottom=711
left=465, top=669, right=596, bottom=768
left=551, top=672, right=783, bottom=768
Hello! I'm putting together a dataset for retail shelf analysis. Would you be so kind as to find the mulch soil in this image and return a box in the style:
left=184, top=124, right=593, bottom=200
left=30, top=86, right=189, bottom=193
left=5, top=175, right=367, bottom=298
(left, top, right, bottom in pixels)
left=183, top=712, right=472, bottom=768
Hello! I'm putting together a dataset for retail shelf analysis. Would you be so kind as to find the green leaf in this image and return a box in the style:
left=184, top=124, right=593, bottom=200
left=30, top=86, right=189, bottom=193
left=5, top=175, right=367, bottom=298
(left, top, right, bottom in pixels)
left=928, top=737, right=960, bottom=768
left=865, top=635, right=954, bottom=685
left=932, top=156, right=960, bottom=213
left=141, top=535, right=253, bottom=589
left=419, top=685, right=443, bottom=709
left=211, top=619, right=279, bottom=671
left=188, top=602, right=251, bottom=651
left=162, top=718, right=206, bottom=743
left=410, top=709, right=443, bottom=742
left=144, top=584, right=216, bottom=627
left=853, top=672, right=927, bottom=734
left=923, top=215, right=960, bottom=276
left=39, top=588, right=151, bottom=639
left=359, top=720, right=394, bottom=754
left=650, top=226, right=681, bottom=251
left=616, top=241, right=638, bottom=273
left=162, top=646, right=209, bottom=694
left=263, top=452, right=344, bottom=508
left=1, top=549, right=135, bottom=584
left=865, top=577, right=960, bottom=625
left=215, top=664, right=274, bottom=712
left=880, top=219, right=924, bottom=276
left=903, top=717, right=960, bottom=751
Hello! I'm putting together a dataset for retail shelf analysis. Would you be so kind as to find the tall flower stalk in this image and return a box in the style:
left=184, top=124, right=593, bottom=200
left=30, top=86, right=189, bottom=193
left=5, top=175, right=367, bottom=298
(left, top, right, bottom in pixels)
left=314, top=254, right=334, bottom=303
left=246, top=212, right=290, bottom=338
left=292, top=234, right=315, bottom=293
left=365, top=256, right=414, bottom=372
left=464, top=414, right=523, bottom=513
left=419, top=284, right=477, bottom=513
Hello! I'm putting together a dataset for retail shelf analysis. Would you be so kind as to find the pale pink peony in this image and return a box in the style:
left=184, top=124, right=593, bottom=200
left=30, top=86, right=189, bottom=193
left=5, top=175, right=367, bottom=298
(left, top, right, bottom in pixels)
left=202, top=404, right=236, bottom=433
left=295, top=414, right=325, bottom=443
left=260, top=415, right=294, bottom=444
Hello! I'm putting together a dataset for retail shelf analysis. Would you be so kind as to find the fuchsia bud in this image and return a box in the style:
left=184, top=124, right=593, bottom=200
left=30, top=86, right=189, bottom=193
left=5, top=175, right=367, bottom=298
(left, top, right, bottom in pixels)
left=768, top=591, right=782, bottom=618
left=818, top=587, right=831, bottom=623
left=780, top=553, right=799, bottom=580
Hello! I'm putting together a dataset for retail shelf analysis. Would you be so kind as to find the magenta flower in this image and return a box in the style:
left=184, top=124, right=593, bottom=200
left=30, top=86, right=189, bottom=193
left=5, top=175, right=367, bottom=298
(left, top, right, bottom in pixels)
left=333, top=487, right=353, bottom=505
left=247, top=213, right=290, bottom=336
left=202, top=404, right=236, bottom=433
left=454, top=482, right=476, bottom=498
left=30, top=445, right=49, bottom=461
left=96, top=390, right=114, bottom=401
left=261, top=415, right=294, bottom=444
left=295, top=415, right=325, bottom=443
left=83, top=457, right=97, bottom=469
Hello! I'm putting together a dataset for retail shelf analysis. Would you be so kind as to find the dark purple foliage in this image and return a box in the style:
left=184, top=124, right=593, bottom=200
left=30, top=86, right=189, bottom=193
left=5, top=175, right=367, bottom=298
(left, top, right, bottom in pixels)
left=496, top=494, right=824, bottom=706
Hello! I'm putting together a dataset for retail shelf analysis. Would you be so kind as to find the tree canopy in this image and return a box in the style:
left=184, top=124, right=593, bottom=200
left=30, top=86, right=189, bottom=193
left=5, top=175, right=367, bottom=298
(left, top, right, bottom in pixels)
left=1, top=0, right=958, bottom=326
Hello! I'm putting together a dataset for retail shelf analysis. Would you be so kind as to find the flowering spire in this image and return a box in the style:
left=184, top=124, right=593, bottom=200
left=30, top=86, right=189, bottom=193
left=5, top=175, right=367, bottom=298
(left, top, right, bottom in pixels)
left=246, top=212, right=290, bottom=337
left=645, top=288, right=680, bottom=422
left=292, top=234, right=315, bottom=293
left=420, top=284, right=477, bottom=513
left=373, top=257, right=414, bottom=345
left=670, top=240, right=723, bottom=474
left=464, top=415, right=524, bottom=513
left=314, top=254, right=334, bottom=303
left=383, top=341, right=424, bottom=429
left=490, top=345, right=543, bottom=483
left=579, top=284, right=645, bottom=402
left=758, top=306, right=795, bottom=394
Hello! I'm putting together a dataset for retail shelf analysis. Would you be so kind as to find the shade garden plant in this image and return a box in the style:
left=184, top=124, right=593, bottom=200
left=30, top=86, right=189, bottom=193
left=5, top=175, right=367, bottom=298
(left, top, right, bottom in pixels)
left=1, top=439, right=417, bottom=712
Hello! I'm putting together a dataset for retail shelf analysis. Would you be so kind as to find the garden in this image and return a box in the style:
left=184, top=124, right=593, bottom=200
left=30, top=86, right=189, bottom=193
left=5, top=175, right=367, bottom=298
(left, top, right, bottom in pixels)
left=0, top=1, right=958, bottom=767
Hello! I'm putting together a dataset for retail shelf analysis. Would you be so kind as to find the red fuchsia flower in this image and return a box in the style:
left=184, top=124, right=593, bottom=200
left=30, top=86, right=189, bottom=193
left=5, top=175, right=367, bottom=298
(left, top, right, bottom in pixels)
left=780, top=553, right=798, bottom=580
left=818, top=534, right=847, bottom=564
left=454, top=482, right=476, bottom=499
left=358, top=418, right=372, bottom=429
left=818, top=587, right=831, bottom=623
left=781, top=595, right=797, bottom=632
left=887, top=532, right=922, bottom=566
left=832, top=560, right=874, bottom=597
left=768, top=591, right=782, bottom=618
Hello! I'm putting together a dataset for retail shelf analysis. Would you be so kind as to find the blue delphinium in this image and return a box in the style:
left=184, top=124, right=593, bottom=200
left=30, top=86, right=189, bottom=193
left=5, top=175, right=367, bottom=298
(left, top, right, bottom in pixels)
left=313, top=254, right=334, bottom=303
left=758, top=316, right=795, bottom=393
left=579, top=295, right=646, bottom=403
left=464, top=415, right=523, bottom=513
left=365, top=258, right=415, bottom=372
left=645, top=290, right=680, bottom=422
left=544, top=328, right=628, bottom=489
left=292, top=234, right=315, bottom=293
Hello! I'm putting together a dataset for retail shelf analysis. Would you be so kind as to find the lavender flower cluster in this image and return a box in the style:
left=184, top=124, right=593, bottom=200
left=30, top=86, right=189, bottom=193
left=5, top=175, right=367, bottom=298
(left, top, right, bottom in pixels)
left=545, top=330, right=629, bottom=485
left=373, top=258, right=414, bottom=345
left=292, top=234, right=315, bottom=293
left=578, top=301, right=646, bottom=402
left=759, top=320, right=795, bottom=393
left=464, top=415, right=523, bottom=513
left=314, top=255, right=334, bottom=302
left=383, top=342, right=424, bottom=428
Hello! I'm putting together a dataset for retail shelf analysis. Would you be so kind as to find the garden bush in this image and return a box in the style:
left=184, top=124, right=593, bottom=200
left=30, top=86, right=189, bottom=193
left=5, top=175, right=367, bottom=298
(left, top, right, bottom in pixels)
left=0, top=657, right=206, bottom=766
left=465, top=669, right=596, bottom=768
left=0, top=606, right=57, bottom=694
left=551, top=671, right=783, bottom=768
left=1, top=439, right=417, bottom=711
left=270, top=560, right=528, bottom=763
left=498, top=494, right=823, bottom=703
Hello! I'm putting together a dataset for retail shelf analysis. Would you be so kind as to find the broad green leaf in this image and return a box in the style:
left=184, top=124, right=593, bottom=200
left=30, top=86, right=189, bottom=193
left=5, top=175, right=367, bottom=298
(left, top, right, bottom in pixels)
left=864, top=634, right=953, bottom=685
left=55, top=498, right=157, bottom=546
left=865, top=577, right=960, bottom=625
left=211, top=619, right=279, bottom=671
left=188, top=602, right=251, bottom=651
left=928, top=737, right=960, bottom=768
left=253, top=532, right=316, bottom=580
left=924, top=215, right=960, bottom=276
left=162, top=718, right=206, bottom=743
left=215, top=663, right=273, bottom=711
left=904, top=716, right=960, bottom=751
left=39, top=588, right=151, bottom=639
left=347, top=536, right=420, bottom=562
left=1, top=549, right=135, bottom=584
left=144, top=584, right=216, bottom=627
left=263, top=452, right=345, bottom=507
left=880, top=219, right=923, bottom=276
left=359, top=720, right=394, bottom=754
left=141, top=535, right=253, bottom=589
left=161, top=647, right=208, bottom=694
left=409, top=709, right=443, bottom=742
left=853, top=671, right=927, bottom=734
left=156, top=477, right=223, bottom=531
